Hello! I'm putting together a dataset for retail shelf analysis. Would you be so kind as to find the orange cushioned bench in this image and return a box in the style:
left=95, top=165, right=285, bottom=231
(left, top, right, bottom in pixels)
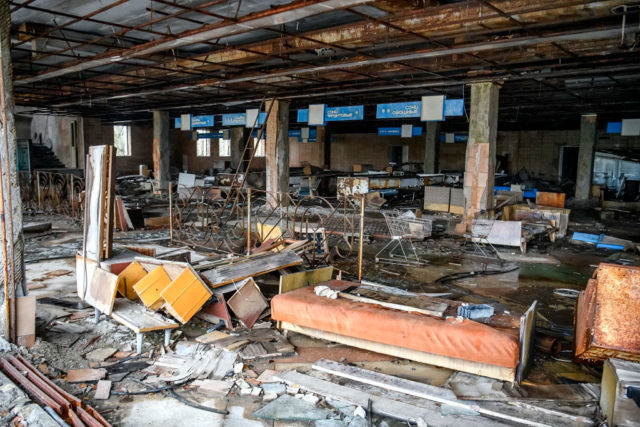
left=272, top=281, right=534, bottom=382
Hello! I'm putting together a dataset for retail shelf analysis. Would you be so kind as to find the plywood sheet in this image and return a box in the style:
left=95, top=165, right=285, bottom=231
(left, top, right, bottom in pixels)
left=201, top=250, right=302, bottom=288
left=16, top=295, right=36, bottom=347
left=227, top=278, right=268, bottom=328
left=117, top=261, right=148, bottom=300
left=110, top=299, right=178, bottom=333
left=84, top=268, right=118, bottom=315
left=279, top=267, right=334, bottom=294
left=160, top=266, right=212, bottom=324
left=133, top=265, right=172, bottom=310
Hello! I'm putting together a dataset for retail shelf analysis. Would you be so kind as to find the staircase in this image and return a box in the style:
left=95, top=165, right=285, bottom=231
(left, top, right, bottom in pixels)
left=29, top=141, right=66, bottom=169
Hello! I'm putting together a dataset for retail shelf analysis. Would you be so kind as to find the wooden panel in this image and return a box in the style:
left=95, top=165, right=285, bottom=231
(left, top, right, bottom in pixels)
left=160, top=266, right=212, bottom=324
left=227, top=278, right=268, bottom=328
left=111, top=299, right=178, bottom=333
left=339, top=287, right=447, bottom=318
left=516, top=301, right=537, bottom=383
left=279, top=266, right=334, bottom=294
left=84, top=268, right=118, bottom=315
left=198, top=294, right=232, bottom=328
left=16, top=295, right=36, bottom=348
left=133, top=266, right=172, bottom=310
left=117, top=261, right=148, bottom=300
left=201, top=250, right=303, bottom=288
left=135, top=257, right=189, bottom=281
left=535, top=191, right=565, bottom=208
left=83, top=146, right=108, bottom=262
left=281, top=321, right=516, bottom=382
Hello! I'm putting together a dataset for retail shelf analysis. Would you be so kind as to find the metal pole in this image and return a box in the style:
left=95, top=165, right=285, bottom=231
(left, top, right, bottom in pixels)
left=246, top=188, right=252, bottom=255
left=36, top=171, right=41, bottom=210
left=357, top=195, right=365, bottom=282
left=169, top=181, right=173, bottom=245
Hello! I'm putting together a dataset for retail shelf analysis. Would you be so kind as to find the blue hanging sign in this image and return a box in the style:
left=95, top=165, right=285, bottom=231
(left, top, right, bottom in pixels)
left=376, top=101, right=421, bottom=119
left=174, top=115, right=214, bottom=128
left=606, top=122, right=622, bottom=134
left=222, top=113, right=246, bottom=126
left=325, top=105, right=363, bottom=121
left=444, top=99, right=464, bottom=117
left=297, top=109, right=309, bottom=123
left=439, top=133, right=468, bottom=143
left=289, top=128, right=317, bottom=142
left=196, top=132, right=224, bottom=139
left=377, top=126, right=423, bottom=136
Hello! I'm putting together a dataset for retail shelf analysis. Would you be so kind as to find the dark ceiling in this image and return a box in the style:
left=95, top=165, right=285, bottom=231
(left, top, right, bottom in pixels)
left=9, top=0, right=640, bottom=130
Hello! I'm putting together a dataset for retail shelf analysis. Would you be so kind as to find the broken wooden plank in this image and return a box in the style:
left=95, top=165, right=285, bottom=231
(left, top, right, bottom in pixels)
left=339, top=287, right=447, bottom=318
left=16, top=295, right=36, bottom=348
left=110, top=299, right=178, bottom=334
left=85, top=347, right=117, bottom=362
left=160, top=265, right=212, bottom=324
left=227, top=278, right=268, bottom=328
left=65, top=368, right=107, bottom=383
left=133, top=265, right=172, bottom=310
left=195, top=330, right=229, bottom=344
left=84, top=268, right=118, bottom=315
left=94, top=380, right=111, bottom=400
left=201, top=250, right=303, bottom=288
left=279, top=266, right=334, bottom=294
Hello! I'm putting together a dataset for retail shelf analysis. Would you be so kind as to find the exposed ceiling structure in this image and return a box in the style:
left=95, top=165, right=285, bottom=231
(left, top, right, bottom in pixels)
left=9, top=0, right=640, bottom=129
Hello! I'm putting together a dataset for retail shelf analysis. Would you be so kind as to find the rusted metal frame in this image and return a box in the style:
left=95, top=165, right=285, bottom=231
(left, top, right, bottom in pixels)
left=20, top=0, right=230, bottom=64
left=12, top=0, right=132, bottom=49
left=9, top=0, right=38, bottom=13
left=14, top=0, right=368, bottom=85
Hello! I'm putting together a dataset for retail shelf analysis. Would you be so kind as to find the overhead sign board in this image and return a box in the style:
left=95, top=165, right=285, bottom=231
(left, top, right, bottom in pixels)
left=376, top=101, right=421, bottom=119
left=378, top=126, right=423, bottom=136
left=175, top=115, right=214, bottom=129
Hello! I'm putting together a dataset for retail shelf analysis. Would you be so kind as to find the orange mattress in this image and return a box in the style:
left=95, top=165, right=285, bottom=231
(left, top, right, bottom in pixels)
left=271, top=282, right=519, bottom=369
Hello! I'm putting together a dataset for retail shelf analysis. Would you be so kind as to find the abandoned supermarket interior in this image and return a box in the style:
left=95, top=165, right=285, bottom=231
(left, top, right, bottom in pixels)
left=0, top=0, right=640, bottom=425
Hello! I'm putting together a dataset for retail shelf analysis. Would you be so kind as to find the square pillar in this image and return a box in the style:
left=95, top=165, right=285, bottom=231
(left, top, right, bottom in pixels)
left=0, top=0, right=26, bottom=340
left=152, top=110, right=170, bottom=191
left=575, top=114, right=597, bottom=200
left=230, top=127, right=244, bottom=170
left=463, top=82, right=499, bottom=228
left=424, top=122, right=440, bottom=174
left=265, top=99, right=290, bottom=207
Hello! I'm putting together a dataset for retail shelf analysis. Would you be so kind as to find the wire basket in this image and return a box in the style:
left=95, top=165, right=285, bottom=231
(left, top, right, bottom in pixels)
left=381, top=210, right=432, bottom=240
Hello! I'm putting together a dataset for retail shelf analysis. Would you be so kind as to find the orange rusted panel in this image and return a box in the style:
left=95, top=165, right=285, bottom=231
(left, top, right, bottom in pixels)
left=133, top=266, right=172, bottom=311
left=535, top=191, right=565, bottom=208
left=160, top=266, right=212, bottom=324
left=574, top=263, right=640, bottom=363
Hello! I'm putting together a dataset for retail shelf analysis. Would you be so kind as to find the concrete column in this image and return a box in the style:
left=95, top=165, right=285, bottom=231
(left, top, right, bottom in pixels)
left=230, top=127, right=244, bottom=170
left=575, top=114, right=597, bottom=200
left=0, top=0, right=26, bottom=340
left=423, top=122, right=441, bottom=174
left=463, top=82, right=499, bottom=228
left=152, top=110, right=170, bottom=191
left=265, top=99, right=290, bottom=207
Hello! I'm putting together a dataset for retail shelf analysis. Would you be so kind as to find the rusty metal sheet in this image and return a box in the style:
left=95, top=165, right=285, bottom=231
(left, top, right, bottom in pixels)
left=337, top=177, right=369, bottom=197
left=535, top=191, right=565, bottom=208
left=574, top=263, right=640, bottom=363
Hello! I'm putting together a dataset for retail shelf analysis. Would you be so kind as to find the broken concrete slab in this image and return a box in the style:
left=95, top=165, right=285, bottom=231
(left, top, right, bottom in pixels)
left=192, top=379, right=234, bottom=396
left=253, top=394, right=332, bottom=421
left=94, top=380, right=112, bottom=399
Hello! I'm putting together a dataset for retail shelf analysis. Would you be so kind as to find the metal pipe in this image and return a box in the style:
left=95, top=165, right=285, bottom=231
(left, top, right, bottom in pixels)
left=169, top=181, right=173, bottom=245
left=357, top=195, right=365, bottom=282
left=246, top=188, right=252, bottom=255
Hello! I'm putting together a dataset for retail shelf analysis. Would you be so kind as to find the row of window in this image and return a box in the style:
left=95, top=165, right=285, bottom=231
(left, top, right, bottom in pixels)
left=113, top=125, right=265, bottom=158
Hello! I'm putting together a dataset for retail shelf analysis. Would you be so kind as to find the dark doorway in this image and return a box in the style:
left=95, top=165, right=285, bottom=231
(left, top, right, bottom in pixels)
left=560, top=146, right=579, bottom=182
left=389, top=145, right=403, bottom=164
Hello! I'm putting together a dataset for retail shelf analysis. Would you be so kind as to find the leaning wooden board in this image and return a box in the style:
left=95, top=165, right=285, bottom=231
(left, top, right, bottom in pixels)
left=340, top=287, right=447, bottom=318
left=201, top=250, right=303, bottom=288
left=84, top=268, right=119, bottom=315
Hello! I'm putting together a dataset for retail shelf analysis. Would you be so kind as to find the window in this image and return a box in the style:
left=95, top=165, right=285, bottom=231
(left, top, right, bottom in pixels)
left=196, top=129, right=211, bottom=157
left=113, top=125, right=131, bottom=156
left=219, top=138, right=231, bottom=157
left=254, top=137, right=265, bottom=157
